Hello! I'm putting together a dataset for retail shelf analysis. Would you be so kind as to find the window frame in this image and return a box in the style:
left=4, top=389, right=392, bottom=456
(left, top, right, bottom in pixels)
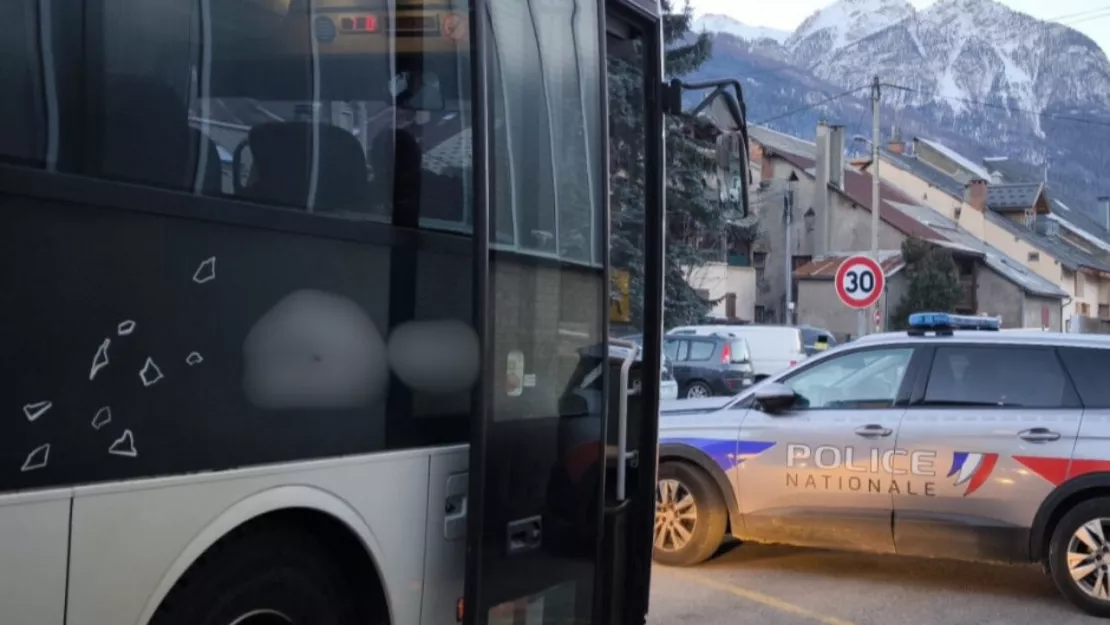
left=774, top=344, right=919, bottom=412
left=684, top=338, right=716, bottom=362
left=1053, top=346, right=1110, bottom=409
left=907, top=343, right=1082, bottom=410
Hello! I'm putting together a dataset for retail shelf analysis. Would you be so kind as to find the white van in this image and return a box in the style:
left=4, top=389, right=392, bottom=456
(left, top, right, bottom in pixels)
left=666, top=325, right=807, bottom=380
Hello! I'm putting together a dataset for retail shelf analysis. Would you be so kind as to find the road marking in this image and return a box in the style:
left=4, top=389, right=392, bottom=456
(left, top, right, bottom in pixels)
left=658, top=567, right=858, bottom=625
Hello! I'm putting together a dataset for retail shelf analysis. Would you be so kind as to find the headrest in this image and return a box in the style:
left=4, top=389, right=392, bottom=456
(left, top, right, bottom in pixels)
left=247, top=121, right=369, bottom=211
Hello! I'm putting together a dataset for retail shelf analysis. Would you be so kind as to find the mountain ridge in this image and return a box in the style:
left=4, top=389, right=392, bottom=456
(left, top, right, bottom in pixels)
left=691, top=1, right=1110, bottom=219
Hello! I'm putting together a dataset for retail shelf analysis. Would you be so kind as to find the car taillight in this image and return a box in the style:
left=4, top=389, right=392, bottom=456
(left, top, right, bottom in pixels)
left=789, top=360, right=797, bottom=367
left=721, top=342, right=731, bottom=364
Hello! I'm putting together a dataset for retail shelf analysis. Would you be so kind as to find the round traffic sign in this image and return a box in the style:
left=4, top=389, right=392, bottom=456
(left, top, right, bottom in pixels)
left=834, top=255, right=885, bottom=309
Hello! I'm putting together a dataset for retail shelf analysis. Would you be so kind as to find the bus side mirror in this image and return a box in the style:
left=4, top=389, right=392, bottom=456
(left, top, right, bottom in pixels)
left=671, top=79, right=752, bottom=217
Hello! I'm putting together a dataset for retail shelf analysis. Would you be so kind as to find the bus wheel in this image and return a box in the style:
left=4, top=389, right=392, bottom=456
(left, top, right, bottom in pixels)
left=150, top=524, right=364, bottom=625
left=652, top=462, right=727, bottom=567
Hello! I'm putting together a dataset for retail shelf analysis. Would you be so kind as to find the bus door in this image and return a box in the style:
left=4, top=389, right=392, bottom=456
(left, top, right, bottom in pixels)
left=464, top=0, right=664, bottom=624
left=597, top=6, right=667, bottom=624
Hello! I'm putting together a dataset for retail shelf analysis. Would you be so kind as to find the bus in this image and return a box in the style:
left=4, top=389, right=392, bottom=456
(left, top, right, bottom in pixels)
left=0, top=0, right=749, bottom=623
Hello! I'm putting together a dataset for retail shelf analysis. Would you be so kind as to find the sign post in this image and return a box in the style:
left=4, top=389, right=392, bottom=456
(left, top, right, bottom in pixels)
left=835, top=255, right=886, bottom=339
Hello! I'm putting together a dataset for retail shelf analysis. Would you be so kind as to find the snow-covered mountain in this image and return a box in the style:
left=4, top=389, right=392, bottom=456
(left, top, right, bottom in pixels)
left=693, top=14, right=790, bottom=44
left=787, top=0, right=915, bottom=61
left=691, top=0, right=1110, bottom=218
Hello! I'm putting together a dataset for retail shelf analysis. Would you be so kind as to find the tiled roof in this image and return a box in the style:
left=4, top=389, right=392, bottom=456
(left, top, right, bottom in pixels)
left=883, top=150, right=1110, bottom=273
left=880, top=148, right=965, bottom=199
left=915, top=137, right=993, bottom=180
left=749, top=124, right=817, bottom=159
left=981, top=157, right=1110, bottom=248
left=793, top=250, right=905, bottom=280
left=770, top=150, right=945, bottom=242
left=984, top=210, right=1110, bottom=273
left=888, top=201, right=1068, bottom=298
left=980, top=156, right=1034, bottom=184
left=986, top=183, right=1042, bottom=211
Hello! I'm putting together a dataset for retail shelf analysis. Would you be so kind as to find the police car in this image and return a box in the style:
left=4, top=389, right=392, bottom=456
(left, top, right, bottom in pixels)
left=655, top=313, right=1110, bottom=617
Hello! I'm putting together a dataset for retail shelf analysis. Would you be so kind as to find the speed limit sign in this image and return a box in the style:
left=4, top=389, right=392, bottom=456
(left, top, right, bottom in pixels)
left=834, top=255, right=886, bottom=309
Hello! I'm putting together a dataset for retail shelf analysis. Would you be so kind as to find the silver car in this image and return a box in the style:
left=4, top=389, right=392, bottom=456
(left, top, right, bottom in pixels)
left=655, top=313, right=1110, bottom=617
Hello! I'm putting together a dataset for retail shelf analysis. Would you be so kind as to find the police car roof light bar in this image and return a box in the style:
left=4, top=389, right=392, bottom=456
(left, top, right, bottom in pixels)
left=907, top=312, right=1001, bottom=336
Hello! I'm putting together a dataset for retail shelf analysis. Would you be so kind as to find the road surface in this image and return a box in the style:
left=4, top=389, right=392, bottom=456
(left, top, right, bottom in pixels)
left=649, top=542, right=1105, bottom=625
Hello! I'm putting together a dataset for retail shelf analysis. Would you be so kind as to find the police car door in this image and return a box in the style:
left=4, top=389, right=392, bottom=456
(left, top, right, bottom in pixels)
left=891, top=342, right=1082, bottom=561
left=737, top=344, right=925, bottom=552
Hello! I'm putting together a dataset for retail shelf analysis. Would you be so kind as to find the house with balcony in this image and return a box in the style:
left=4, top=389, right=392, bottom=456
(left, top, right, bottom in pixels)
left=676, top=121, right=758, bottom=322
left=877, top=137, right=1110, bottom=331
left=747, top=123, right=1067, bottom=338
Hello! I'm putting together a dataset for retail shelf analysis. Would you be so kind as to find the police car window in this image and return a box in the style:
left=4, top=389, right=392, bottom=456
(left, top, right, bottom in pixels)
left=1059, top=347, right=1110, bottom=408
left=687, top=340, right=715, bottom=361
left=783, top=348, right=913, bottom=410
left=924, top=346, right=1068, bottom=408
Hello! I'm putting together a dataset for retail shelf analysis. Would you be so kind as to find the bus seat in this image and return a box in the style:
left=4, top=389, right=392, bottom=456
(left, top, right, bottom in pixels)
left=245, top=121, right=370, bottom=213
left=100, top=74, right=222, bottom=194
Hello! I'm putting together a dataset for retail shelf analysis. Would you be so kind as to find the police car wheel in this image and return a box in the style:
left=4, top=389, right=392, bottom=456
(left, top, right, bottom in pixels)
left=653, top=462, right=727, bottom=567
left=1049, top=498, right=1110, bottom=617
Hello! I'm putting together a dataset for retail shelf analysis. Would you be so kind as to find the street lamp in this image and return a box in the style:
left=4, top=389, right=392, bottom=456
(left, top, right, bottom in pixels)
left=784, top=171, right=798, bottom=325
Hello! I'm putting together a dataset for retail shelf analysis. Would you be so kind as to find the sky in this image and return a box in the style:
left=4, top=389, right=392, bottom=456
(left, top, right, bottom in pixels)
left=690, top=1, right=1110, bottom=54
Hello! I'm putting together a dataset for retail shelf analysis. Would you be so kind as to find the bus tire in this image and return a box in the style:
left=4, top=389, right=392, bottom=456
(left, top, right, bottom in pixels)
left=149, top=523, right=365, bottom=625
left=652, top=461, right=727, bottom=567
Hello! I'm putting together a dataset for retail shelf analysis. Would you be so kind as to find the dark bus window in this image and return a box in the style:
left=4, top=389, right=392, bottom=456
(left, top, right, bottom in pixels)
left=2, top=0, right=483, bottom=490
left=923, top=346, right=1070, bottom=408
left=1059, top=347, right=1110, bottom=408
left=6, top=0, right=475, bottom=234
left=0, top=1, right=47, bottom=166
left=486, top=0, right=602, bottom=263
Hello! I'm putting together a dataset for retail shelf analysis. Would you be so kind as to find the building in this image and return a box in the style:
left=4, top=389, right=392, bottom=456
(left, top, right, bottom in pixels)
left=878, top=137, right=1110, bottom=331
left=748, top=123, right=1067, bottom=339
left=680, top=122, right=758, bottom=322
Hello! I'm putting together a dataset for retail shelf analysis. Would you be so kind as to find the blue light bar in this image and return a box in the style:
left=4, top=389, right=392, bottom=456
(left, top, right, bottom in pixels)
left=908, top=312, right=1000, bottom=332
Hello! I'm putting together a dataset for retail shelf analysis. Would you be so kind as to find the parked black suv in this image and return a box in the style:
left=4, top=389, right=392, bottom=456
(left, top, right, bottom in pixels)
left=662, top=332, right=754, bottom=398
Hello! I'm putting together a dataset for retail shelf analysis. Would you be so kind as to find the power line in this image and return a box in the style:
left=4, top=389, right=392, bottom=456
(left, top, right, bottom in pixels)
left=1048, top=5, right=1110, bottom=23
left=752, top=85, right=869, bottom=126
left=884, top=83, right=1110, bottom=130
left=1060, top=10, right=1110, bottom=27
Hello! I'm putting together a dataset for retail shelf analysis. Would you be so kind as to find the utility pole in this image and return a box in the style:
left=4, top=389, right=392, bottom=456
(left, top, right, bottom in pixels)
left=867, top=74, right=882, bottom=335
left=783, top=177, right=795, bottom=325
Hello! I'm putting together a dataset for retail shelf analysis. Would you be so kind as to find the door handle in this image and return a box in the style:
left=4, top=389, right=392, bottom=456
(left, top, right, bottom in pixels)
left=1018, top=428, right=1061, bottom=443
left=854, top=424, right=893, bottom=438
left=506, top=515, right=542, bottom=554
left=609, top=339, right=640, bottom=502
left=443, top=472, right=468, bottom=541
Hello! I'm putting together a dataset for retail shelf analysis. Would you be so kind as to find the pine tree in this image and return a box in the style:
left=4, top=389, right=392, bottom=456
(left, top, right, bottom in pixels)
left=610, top=0, right=731, bottom=330
left=891, top=238, right=964, bottom=329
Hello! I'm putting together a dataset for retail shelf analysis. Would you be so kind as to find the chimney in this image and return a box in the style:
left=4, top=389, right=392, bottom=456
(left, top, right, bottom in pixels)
left=964, top=179, right=987, bottom=212
left=1100, top=196, right=1110, bottom=232
left=815, top=122, right=832, bottom=255
left=761, top=151, right=774, bottom=182
left=827, top=124, right=845, bottom=191
left=887, top=127, right=905, bottom=154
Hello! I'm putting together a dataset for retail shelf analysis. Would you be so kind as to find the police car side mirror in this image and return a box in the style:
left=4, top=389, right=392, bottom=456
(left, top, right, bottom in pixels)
left=754, top=383, right=797, bottom=414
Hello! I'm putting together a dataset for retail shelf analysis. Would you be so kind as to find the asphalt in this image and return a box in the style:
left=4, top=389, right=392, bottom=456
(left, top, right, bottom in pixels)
left=647, top=541, right=1107, bottom=625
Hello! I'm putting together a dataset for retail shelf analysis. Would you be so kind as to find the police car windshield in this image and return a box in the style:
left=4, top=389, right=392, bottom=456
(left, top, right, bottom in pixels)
left=788, top=349, right=912, bottom=409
